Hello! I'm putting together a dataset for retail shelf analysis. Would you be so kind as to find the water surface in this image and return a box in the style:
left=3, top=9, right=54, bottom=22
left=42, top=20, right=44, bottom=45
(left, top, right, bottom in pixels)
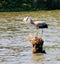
left=0, top=10, right=60, bottom=64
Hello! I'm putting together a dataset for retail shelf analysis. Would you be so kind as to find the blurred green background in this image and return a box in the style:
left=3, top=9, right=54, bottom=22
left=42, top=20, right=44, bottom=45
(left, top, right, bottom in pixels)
left=0, top=0, right=60, bottom=11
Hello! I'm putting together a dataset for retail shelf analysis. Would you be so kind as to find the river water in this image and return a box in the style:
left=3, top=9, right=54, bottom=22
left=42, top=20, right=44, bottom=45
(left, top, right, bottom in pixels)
left=0, top=10, right=60, bottom=64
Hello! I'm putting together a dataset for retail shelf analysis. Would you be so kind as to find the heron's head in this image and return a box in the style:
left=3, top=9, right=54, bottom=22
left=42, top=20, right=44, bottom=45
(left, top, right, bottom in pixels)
left=23, top=16, right=33, bottom=24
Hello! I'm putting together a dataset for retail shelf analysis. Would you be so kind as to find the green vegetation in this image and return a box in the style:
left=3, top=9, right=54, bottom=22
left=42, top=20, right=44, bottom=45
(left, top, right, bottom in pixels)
left=0, top=0, right=60, bottom=11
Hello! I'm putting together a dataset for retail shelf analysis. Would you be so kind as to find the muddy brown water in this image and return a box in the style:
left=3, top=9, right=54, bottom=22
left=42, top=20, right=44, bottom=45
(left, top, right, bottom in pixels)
left=0, top=10, right=60, bottom=64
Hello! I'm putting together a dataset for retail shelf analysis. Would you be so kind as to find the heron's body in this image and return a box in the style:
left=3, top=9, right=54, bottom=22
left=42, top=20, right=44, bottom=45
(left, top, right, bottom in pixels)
left=23, top=16, right=48, bottom=29
left=36, top=23, right=48, bottom=28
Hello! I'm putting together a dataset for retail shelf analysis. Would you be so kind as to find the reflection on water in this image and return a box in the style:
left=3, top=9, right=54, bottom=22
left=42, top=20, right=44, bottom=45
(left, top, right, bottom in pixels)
left=0, top=10, right=60, bottom=64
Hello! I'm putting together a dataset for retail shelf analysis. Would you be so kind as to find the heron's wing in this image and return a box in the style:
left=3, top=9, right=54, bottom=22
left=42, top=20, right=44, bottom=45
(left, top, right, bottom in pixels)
left=36, top=23, right=48, bottom=28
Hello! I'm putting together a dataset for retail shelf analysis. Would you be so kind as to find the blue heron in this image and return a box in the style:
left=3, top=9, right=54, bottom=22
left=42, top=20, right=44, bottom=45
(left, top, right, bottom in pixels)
left=23, top=16, right=48, bottom=36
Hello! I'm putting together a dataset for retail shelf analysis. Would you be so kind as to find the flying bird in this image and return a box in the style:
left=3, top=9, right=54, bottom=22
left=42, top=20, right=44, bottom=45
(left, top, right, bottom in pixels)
left=23, top=16, right=48, bottom=36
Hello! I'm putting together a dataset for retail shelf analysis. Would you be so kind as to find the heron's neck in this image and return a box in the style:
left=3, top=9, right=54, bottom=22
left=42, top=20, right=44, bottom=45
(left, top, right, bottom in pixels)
left=30, top=20, right=35, bottom=25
